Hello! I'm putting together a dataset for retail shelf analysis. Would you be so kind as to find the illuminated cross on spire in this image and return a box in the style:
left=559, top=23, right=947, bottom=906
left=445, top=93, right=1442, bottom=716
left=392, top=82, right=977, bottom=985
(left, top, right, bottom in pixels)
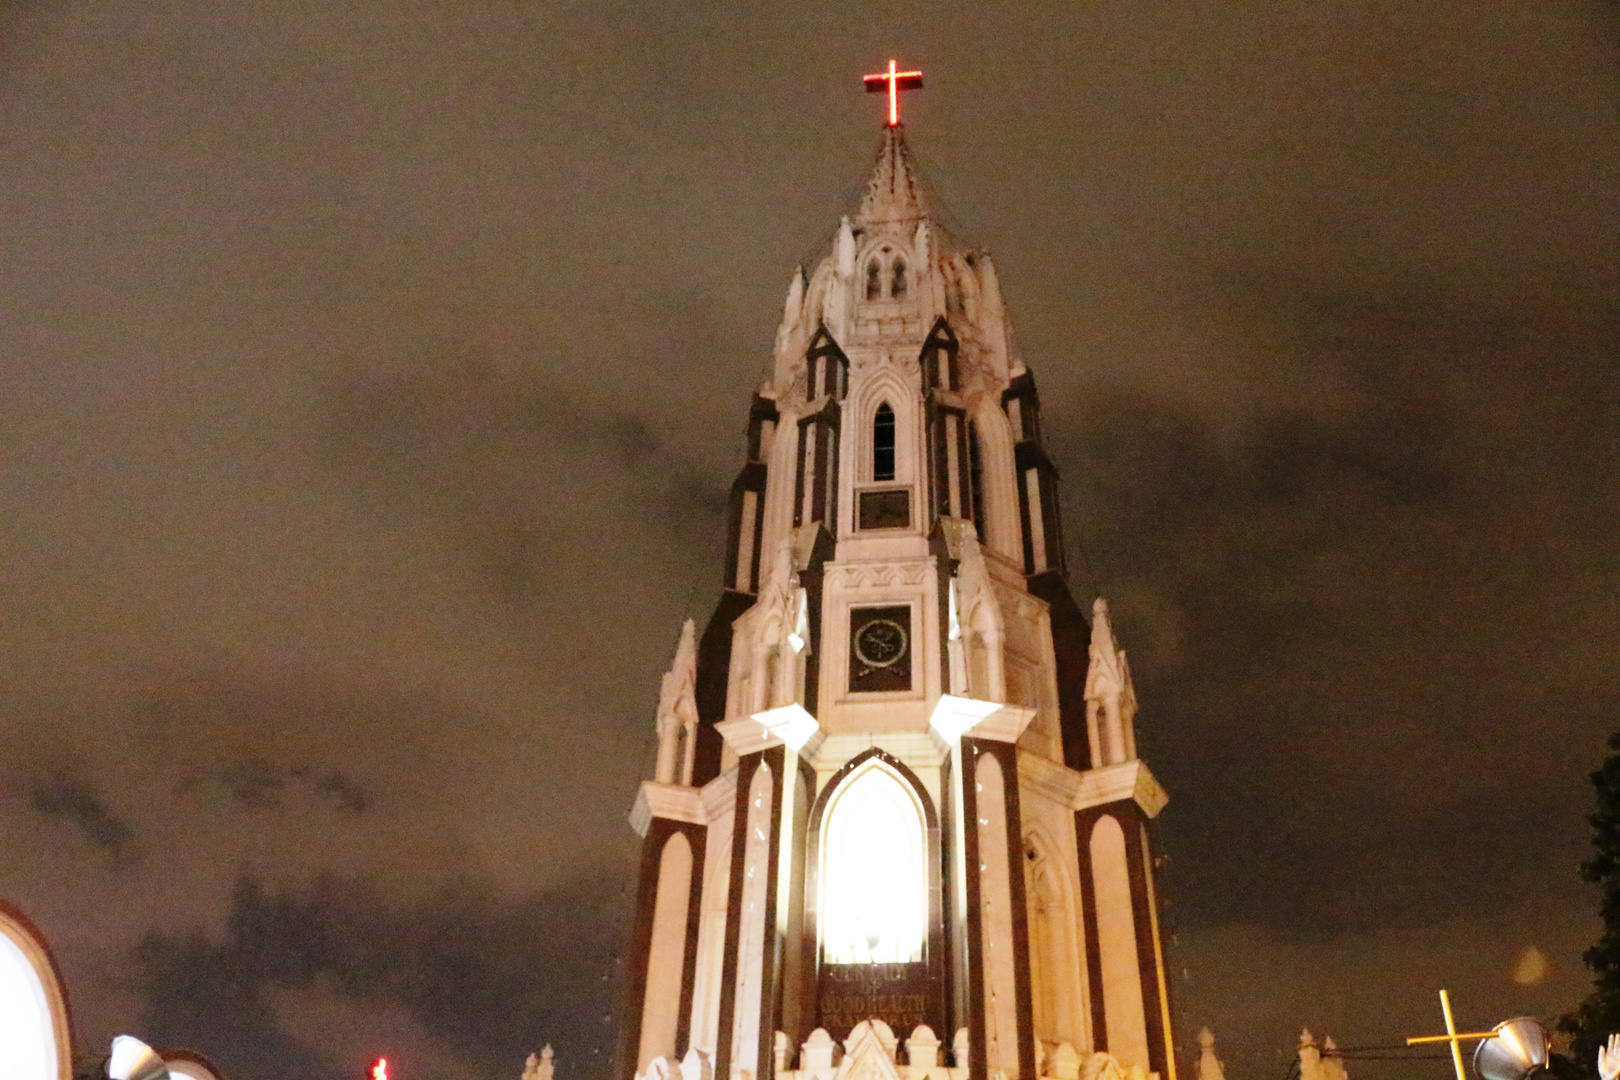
left=863, top=59, right=924, bottom=126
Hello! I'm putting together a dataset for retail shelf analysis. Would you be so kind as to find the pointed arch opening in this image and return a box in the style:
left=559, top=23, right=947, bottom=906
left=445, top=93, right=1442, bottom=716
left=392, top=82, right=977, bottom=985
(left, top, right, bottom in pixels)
left=890, top=257, right=908, bottom=301
left=1024, top=829, right=1087, bottom=1046
left=817, top=760, right=927, bottom=964
left=865, top=259, right=883, bottom=301
left=872, top=402, right=896, bottom=482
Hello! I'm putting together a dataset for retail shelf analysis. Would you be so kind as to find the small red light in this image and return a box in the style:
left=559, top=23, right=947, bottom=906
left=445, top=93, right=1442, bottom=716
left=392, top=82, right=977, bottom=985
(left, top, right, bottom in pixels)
left=371, top=1059, right=388, bottom=1080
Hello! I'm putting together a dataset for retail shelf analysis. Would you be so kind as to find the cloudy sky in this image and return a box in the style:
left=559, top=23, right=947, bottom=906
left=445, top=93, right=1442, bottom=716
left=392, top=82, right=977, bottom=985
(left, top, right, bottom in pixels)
left=0, top=2, right=1615, bottom=1080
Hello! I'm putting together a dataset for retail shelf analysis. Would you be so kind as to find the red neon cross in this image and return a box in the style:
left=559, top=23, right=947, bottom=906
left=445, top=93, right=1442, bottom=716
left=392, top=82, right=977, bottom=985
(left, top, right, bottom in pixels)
left=863, top=59, right=924, bottom=126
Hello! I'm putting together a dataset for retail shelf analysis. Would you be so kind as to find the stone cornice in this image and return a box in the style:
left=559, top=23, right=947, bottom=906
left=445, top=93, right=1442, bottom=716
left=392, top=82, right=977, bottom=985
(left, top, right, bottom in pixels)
left=701, top=768, right=737, bottom=824
left=628, top=781, right=707, bottom=838
left=1016, top=750, right=1082, bottom=807
left=1013, top=753, right=1169, bottom=819
left=929, top=694, right=1038, bottom=744
left=719, top=704, right=826, bottom=758
left=1074, top=759, right=1169, bottom=819
left=715, top=715, right=782, bottom=757
left=810, top=730, right=952, bottom=774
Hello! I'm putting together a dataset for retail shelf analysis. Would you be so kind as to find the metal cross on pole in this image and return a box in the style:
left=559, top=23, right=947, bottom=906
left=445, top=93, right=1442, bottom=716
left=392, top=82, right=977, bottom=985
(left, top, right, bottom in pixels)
left=1407, top=990, right=1498, bottom=1080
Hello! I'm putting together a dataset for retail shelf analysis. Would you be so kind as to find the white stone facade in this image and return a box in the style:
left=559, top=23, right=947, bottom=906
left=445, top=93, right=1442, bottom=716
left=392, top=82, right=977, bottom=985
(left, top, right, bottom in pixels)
left=624, top=124, right=1177, bottom=1080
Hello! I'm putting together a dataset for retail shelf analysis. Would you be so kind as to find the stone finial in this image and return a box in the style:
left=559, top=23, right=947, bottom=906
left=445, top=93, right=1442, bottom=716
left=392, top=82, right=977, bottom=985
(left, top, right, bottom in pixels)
left=907, top=1026, right=941, bottom=1069
left=801, top=1029, right=837, bottom=1072
left=1320, top=1036, right=1348, bottom=1080
left=654, top=619, right=699, bottom=784
left=679, top=1048, right=712, bottom=1080
left=1085, top=597, right=1138, bottom=766
left=785, top=267, right=805, bottom=321
left=1196, top=1028, right=1225, bottom=1080
left=777, top=268, right=808, bottom=356
left=1298, top=1031, right=1324, bottom=1080
left=953, top=1028, right=970, bottom=1069
left=1050, top=1042, right=1082, bottom=1080
left=836, top=217, right=856, bottom=279
left=523, top=1045, right=555, bottom=1080
left=774, top=1031, right=791, bottom=1076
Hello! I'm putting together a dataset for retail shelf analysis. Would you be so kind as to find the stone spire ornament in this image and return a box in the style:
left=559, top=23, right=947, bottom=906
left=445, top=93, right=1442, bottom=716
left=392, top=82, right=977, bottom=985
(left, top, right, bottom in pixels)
left=1085, top=597, right=1138, bottom=766
left=522, top=1046, right=555, bottom=1080
left=1321, top=1036, right=1349, bottom=1080
left=855, top=124, right=929, bottom=226
left=1196, top=1028, right=1226, bottom=1080
left=653, top=619, right=698, bottom=785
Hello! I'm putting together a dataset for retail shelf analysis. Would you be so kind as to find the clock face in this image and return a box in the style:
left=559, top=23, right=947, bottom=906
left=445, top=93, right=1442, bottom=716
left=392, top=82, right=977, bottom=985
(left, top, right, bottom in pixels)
left=848, top=605, right=913, bottom=693
left=854, top=617, right=908, bottom=669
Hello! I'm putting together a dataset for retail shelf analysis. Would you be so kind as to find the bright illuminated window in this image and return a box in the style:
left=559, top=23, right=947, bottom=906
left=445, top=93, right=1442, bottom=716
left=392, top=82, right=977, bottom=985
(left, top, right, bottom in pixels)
left=819, top=761, right=926, bottom=964
left=0, top=928, right=57, bottom=1080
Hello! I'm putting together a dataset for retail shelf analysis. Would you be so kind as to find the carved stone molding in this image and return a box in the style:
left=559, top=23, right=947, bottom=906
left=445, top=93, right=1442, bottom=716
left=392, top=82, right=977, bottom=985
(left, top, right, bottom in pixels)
left=629, top=780, right=707, bottom=837
left=827, top=561, right=933, bottom=589
left=928, top=694, right=1037, bottom=744
left=1072, top=759, right=1169, bottom=819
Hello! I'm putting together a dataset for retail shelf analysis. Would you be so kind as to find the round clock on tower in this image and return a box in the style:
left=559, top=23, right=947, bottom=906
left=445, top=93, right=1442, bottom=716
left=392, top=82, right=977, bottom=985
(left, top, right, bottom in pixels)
left=621, top=64, right=1175, bottom=1080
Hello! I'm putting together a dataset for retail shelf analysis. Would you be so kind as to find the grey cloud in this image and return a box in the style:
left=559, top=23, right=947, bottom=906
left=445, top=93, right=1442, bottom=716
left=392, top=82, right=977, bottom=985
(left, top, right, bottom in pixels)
left=0, top=2, right=1614, bottom=1080
left=31, top=775, right=136, bottom=858
left=137, top=873, right=628, bottom=1080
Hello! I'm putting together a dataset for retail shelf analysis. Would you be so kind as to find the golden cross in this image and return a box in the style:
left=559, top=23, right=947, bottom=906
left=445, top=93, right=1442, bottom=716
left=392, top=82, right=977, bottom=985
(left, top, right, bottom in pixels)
left=1406, top=990, right=1497, bottom=1080
left=863, top=59, right=924, bottom=126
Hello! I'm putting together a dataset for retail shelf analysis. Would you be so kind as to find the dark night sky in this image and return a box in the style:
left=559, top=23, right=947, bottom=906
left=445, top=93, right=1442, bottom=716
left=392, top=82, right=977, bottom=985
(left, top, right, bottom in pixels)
left=0, top=3, right=1616, bottom=1080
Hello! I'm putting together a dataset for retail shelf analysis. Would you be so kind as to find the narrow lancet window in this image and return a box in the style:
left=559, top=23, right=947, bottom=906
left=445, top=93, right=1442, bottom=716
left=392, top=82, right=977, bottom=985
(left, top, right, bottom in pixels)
left=865, top=259, right=882, bottom=301
left=890, top=258, right=907, bottom=301
left=873, top=403, right=896, bottom=481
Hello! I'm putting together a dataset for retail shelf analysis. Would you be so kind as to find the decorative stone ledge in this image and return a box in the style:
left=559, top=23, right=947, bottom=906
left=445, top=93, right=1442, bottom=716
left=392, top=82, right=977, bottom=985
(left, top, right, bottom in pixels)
left=628, top=781, right=706, bottom=838
left=1073, top=759, right=1169, bottom=818
left=717, top=703, right=825, bottom=758
left=928, top=694, right=1037, bottom=744
left=1017, top=753, right=1169, bottom=819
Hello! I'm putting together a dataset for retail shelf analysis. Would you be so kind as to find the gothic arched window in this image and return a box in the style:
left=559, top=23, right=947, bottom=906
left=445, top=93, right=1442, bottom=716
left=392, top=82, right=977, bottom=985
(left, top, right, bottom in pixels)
left=0, top=910, right=67, bottom=1080
left=865, top=259, right=882, bottom=301
left=890, top=257, right=907, bottom=301
left=873, top=403, right=896, bottom=481
left=819, top=761, right=927, bottom=964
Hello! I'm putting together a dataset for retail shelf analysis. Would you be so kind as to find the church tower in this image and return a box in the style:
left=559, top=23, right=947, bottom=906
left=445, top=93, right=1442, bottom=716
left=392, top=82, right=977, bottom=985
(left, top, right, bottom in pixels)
left=620, top=83, right=1175, bottom=1080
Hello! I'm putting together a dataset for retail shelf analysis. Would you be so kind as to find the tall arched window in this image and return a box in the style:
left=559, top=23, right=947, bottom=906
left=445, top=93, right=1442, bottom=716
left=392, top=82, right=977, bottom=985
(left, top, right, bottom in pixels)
left=872, top=403, right=896, bottom=481
left=0, top=909, right=69, bottom=1080
left=865, top=259, right=882, bottom=301
left=890, top=258, right=907, bottom=301
left=819, top=762, right=926, bottom=964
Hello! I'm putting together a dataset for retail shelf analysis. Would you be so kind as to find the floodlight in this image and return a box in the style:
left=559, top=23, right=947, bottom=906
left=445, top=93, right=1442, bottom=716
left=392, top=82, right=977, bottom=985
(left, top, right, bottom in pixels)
left=1473, top=1018, right=1549, bottom=1080
left=108, top=1036, right=170, bottom=1080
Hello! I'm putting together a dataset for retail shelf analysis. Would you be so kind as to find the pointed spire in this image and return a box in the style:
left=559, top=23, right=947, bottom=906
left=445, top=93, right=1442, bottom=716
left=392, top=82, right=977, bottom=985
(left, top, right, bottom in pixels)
left=1085, top=598, right=1132, bottom=703
left=1321, top=1036, right=1349, bottom=1080
left=1197, top=1029, right=1227, bottom=1080
left=654, top=619, right=698, bottom=784
left=855, top=125, right=928, bottom=226
left=836, top=216, right=857, bottom=277
left=1085, top=597, right=1139, bottom=766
